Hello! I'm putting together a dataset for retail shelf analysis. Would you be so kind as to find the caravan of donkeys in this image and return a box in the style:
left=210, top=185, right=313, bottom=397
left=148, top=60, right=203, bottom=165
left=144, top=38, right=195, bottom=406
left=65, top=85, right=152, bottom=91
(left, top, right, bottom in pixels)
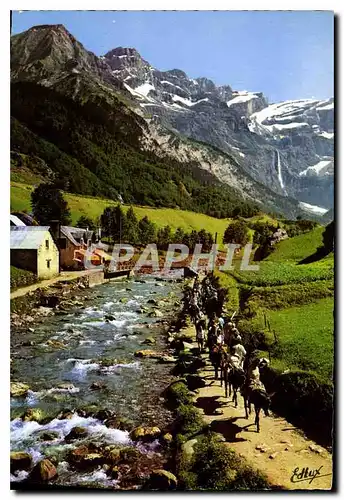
left=183, top=274, right=271, bottom=433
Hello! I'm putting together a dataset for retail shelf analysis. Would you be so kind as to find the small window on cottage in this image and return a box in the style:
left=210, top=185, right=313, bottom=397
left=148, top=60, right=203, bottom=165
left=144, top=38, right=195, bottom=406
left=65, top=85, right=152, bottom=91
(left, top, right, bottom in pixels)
left=46, top=259, right=51, bottom=269
left=45, top=239, right=49, bottom=249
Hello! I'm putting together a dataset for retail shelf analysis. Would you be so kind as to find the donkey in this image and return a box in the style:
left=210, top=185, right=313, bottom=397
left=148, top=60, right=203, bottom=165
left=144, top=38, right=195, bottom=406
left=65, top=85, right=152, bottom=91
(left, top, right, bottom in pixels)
left=224, top=363, right=246, bottom=407
left=242, top=358, right=271, bottom=433
left=244, top=388, right=271, bottom=433
left=209, top=344, right=223, bottom=380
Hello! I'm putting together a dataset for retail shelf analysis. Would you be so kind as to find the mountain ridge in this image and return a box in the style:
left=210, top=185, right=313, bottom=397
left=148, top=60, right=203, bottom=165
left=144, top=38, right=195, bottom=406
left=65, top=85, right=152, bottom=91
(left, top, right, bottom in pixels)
left=10, top=24, right=333, bottom=220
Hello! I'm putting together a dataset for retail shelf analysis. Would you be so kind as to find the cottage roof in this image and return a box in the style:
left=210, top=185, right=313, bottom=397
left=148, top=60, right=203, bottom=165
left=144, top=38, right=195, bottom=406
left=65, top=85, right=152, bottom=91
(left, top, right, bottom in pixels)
left=10, top=215, right=26, bottom=227
left=60, top=226, right=80, bottom=246
left=10, top=226, right=51, bottom=250
left=60, top=226, right=93, bottom=246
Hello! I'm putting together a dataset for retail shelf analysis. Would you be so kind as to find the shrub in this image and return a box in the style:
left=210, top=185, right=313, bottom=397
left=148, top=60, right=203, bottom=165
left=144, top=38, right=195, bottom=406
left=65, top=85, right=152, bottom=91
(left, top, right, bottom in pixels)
left=179, top=434, right=271, bottom=491
left=261, top=367, right=333, bottom=448
left=223, top=220, right=249, bottom=246
left=175, top=404, right=204, bottom=439
left=164, top=381, right=193, bottom=410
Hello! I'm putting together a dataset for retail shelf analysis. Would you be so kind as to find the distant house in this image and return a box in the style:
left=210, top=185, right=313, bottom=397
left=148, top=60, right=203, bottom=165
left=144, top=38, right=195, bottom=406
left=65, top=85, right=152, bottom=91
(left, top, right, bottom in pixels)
left=10, top=227, right=59, bottom=279
left=49, top=222, right=100, bottom=270
left=10, top=214, right=26, bottom=227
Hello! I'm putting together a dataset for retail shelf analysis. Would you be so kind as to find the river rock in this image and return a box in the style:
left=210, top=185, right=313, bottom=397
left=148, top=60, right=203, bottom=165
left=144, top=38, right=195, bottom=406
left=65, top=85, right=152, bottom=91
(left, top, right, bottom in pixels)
left=158, top=355, right=177, bottom=364
left=67, top=445, right=103, bottom=468
left=10, top=451, right=32, bottom=473
left=105, top=314, right=116, bottom=321
left=22, top=340, right=35, bottom=346
left=147, top=299, right=158, bottom=305
left=147, top=469, right=177, bottom=490
left=97, top=357, right=117, bottom=367
left=108, top=466, right=119, bottom=479
left=134, top=350, right=160, bottom=359
left=119, top=446, right=141, bottom=462
left=29, top=459, right=57, bottom=482
left=90, top=382, right=106, bottom=391
left=10, top=382, right=30, bottom=397
left=36, top=306, right=54, bottom=316
left=28, top=328, right=35, bottom=333
left=46, top=339, right=66, bottom=349
left=104, top=446, right=121, bottom=464
left=130, top=426, right=161, bottom=441
left=105, top=416, right=134, bottom=431
left=120, top=297, right=128, bottom=304
left=94, top=408, right=113, bottom=421
left=148, top=309, right=163, bottom=318
left=160, top=433, right=173, bottom=445
left=22, top=408, right=46, bottom=423
left=38, top=431, right=60, bottom=441
left=65, top=426, right=88, bottom=442
left=142, top=336, right=156, bottom=345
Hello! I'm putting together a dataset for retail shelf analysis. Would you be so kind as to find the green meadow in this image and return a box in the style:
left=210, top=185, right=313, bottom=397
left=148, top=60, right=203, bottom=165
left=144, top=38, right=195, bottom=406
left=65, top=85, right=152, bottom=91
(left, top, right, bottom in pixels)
left=218, top=226, right=334, bottom=382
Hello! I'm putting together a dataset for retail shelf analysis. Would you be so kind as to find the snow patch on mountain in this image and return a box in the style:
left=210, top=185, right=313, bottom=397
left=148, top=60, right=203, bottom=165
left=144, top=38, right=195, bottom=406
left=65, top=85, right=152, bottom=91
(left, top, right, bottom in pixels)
left=299, top=159, right=333, bottom=177
left=135, top=82, right=155, bottom=97
left=227, top=92, right=259, bottom=107
left=299, top=201, right=328, bottom=215
left=318, top=131, right=334, bottom=140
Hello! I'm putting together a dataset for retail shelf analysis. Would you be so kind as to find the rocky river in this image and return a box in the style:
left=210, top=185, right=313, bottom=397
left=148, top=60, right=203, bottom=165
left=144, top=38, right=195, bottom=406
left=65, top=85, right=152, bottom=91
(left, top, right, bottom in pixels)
left=10, top=272, right=184, bottom=489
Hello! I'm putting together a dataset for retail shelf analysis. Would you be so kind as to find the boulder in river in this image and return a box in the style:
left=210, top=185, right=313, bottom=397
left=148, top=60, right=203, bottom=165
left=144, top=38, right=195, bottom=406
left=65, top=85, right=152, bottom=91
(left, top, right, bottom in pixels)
left=94, top=408, right=113, bottom=421
left=130, top=426, right=161, bottom=441
left=142, top=336, right=156, bottom=345
left=105, top=416, right=134, bottom=431
left=147, top=299, right=158, bottom=305
left=104, top=446, right=121, bottom=464
left=67, top=445, right=103, bottom=469
left=148, top=309, right=163, bottom=318
left=146, top=469, right=178, bottom=490
left=119, top=297, right=128, bottom=304
left=38, top=431, right=60, bottom=441
left=10, top=451, right=32, bottom=473
left=134, top=350, right=162, bottom=359
left=29, top=459, right=58, bottom=482
left=119, top=446, right=142, bottom=463
left=10, top=382, right=30, bottom=397
left=157, top=355, right=177, bottom=364
left=160, top=433, right=173, bottom=445
left=36, top=306, right=54, bottom=316
left=105, top=314, right=116, bottom=321
left=65, top=426, right=89, bottom=442
left=22, top=408, right=47, bottom=423
left=89, top=382, right=106, bottom=391
left=46, top=339, right=66, bottom=349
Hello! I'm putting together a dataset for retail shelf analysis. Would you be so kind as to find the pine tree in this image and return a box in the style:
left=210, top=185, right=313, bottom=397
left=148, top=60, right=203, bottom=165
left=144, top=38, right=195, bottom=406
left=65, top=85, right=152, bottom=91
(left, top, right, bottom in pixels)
left=76, top=215, right=96, bottom=231
left=174, top=227, right=185, bottom=244
left=123, top=206, right=139, bottom=245
left=157, top=225, right=172, bottom=250
left=138, top=216, right=156, bottom=245
left=223, top=220, right=249, bottom=246
left=31, top=182, right=71, bottom=225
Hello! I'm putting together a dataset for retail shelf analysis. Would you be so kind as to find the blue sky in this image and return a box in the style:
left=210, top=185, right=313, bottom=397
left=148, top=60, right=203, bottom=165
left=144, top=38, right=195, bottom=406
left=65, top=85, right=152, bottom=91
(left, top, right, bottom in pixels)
left=11, top=10, right=334, bottom=103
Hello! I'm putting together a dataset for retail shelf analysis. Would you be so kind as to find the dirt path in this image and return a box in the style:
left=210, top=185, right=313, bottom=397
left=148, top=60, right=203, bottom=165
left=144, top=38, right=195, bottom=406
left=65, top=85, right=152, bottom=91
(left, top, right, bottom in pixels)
left=181, top=326, right=333, bottom=491
left=10, top=269, right=97, bottom=300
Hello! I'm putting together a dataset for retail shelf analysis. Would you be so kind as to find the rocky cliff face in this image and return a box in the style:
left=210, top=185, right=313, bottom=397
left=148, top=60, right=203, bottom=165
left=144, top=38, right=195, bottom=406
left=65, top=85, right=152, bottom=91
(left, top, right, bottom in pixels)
left=102, top=47, right=333, bottom=215
left=11, top=24, right=334, bottom=218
